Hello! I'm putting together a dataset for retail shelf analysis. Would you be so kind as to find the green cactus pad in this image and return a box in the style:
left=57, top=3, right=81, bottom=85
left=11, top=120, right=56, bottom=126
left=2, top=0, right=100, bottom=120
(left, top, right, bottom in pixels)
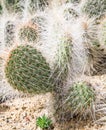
left=66, top=82, right=95, bottom=115
left=19, top=26, right=38, bottom=43
left=5, top=45, right=53, bottom=93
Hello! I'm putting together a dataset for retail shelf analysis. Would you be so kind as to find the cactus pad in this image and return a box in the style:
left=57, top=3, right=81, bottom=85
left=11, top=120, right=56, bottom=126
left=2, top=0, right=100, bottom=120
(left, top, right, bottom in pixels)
left=66, top=82, right=95, bottom=115
left=5, top=45, right=53, bottom=93
left=19, top=26, right=38, bottom=43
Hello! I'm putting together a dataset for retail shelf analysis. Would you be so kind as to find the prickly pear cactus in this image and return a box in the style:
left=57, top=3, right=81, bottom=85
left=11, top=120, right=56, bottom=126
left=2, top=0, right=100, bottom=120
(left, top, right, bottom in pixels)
left=5, top=45, right=53, bottom=93
left=0, top=0, right=106, bottom=127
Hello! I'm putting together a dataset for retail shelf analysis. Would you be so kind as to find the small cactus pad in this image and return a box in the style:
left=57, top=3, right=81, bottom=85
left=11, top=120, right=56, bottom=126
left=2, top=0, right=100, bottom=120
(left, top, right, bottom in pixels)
left=19, top=26, right=38, bottom=42
left=5, top=45, right=53, bottom=93
left=66, top=82, right=95, bottom=115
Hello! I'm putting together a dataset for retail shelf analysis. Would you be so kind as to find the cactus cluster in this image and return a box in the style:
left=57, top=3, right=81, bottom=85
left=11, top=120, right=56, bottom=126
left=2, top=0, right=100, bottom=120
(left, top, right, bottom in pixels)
left=0, top=0, right=106, bottom=127
left=5, top=45, right=53, bottom=93
left=50, top=0, right=106, bottom=124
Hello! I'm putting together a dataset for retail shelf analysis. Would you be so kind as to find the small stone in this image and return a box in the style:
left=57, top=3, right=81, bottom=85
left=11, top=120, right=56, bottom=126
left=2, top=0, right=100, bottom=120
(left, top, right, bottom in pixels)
left=22, top=106, right=27, bottom=110
left=15, top=107, right=19, bottom=110
left=12, top=127, right=16, bottom=129
left=6, top=118, right=10, bottom=123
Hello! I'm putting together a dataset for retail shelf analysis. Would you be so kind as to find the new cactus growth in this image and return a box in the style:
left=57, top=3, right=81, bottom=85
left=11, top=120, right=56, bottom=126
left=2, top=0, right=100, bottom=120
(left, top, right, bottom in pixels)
left=66, top=82, right=95, bottom=116
left=5, top=45, right=53, bottom=93
left=82, top=0, right=106, bottom=18
left=19, top=26, right=38, bottom=42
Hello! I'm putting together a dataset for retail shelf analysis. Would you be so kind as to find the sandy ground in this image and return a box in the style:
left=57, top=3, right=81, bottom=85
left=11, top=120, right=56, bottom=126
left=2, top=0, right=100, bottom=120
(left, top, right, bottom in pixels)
left=0, top=93, right=106, bottom=130
left=0, top=93, right=55, bottom=130
left=0, top=75, right=106, bottom=130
